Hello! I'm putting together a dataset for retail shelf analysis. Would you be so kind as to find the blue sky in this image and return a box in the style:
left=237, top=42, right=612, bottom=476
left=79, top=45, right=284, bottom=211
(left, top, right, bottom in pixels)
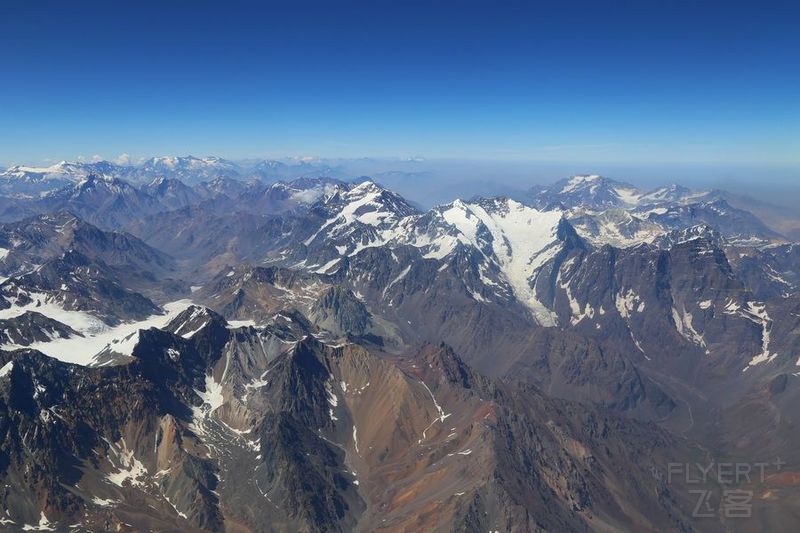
left=1, top=0, right=798, bottom=172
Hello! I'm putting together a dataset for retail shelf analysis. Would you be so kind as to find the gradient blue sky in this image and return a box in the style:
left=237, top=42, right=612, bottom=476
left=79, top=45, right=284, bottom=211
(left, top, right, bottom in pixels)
left=1, top=0, right=798, bottom=171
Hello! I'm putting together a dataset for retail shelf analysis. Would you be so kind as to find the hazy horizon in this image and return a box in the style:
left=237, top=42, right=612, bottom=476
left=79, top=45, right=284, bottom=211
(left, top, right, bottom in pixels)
left=3, top=153, right=797, bottom=211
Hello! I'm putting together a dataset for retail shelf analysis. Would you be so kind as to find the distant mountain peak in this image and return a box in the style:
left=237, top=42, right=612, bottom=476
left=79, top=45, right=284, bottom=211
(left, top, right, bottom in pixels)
left=529, top=175, right=642, bottom=210
left=558, top=174, right=603, bottom=192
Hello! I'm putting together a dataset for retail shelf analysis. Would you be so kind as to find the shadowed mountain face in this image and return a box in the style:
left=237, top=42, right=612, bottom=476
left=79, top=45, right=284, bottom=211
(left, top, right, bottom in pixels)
left=0, top=171, right=798, bottom=531
left=0, top=250, right=161, bottom=325
left=0, top=212, right=180, bottom=287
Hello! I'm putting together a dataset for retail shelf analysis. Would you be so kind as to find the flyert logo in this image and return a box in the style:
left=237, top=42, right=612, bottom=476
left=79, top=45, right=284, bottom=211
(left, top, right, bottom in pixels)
left=666, top=458, right=787, bottom=519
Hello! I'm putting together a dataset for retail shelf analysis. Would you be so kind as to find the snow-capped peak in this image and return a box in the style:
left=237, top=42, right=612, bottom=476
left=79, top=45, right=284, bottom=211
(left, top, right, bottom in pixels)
left=418, top=198, right=565, bottom=323
left=288, top=183, right=341, bottom=204
left=638, top=184, right=710, bottom=205
left=530, top=175, right=643, bottom=210
left=533, top=174, right=713, bottom=213
left=145, top=155, right=231, bottom=169
left=302, top=179, right=418, bottom=253
left=559, top=174, right=602, bottom=194
left=1, top=160, right=110, bottom=182
left=138, top=156, right=241, bottom=185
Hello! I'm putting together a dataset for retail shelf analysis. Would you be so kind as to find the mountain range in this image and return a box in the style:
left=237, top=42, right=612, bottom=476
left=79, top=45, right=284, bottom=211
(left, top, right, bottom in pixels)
left=0, top=156, right=367, bottom=196
left=0, top=162, right=798, bottom=531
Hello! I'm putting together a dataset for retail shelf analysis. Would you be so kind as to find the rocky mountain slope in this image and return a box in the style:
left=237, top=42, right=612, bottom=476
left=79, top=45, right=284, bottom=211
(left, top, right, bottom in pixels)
left=0, top=168, right=797, bottom=530
left=0, top=315, right=713, bottom=531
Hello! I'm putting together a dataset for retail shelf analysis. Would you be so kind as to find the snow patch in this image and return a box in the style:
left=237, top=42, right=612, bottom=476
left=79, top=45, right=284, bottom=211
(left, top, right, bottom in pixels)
left=313, top=258, right=341, bottom=274
left=105, top=439, right=147, bottom=489
left=742, top=302, right=778, bottom=368
left=21, top=512, right=55, bottom=531
left=90, top=497, right=116, bottom=507
left=419, top=379, right=451, bottom=440
left=615, top=289, right=644, bottom=318
left=672, top=306, right=707, bottom=350
left=24, top=300, right=194, bottom=366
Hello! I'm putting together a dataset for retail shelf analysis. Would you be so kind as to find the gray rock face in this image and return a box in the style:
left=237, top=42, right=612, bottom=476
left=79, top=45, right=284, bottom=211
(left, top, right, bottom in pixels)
left=142, top=176, right=204, bottom=210
left=35, top=175, right=166, bottom=229
left=309, top=286, right=371, bottom=336
left=728, top=242, right=800, bottom=299
left=0, top=212, right=179, bottom=285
